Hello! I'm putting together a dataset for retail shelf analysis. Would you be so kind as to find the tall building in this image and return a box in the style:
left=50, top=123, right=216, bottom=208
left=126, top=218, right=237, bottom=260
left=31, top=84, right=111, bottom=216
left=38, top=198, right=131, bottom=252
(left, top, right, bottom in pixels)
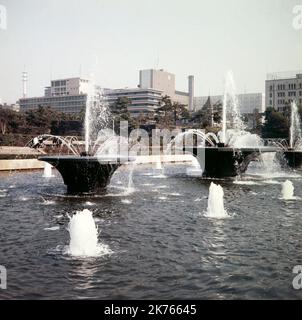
left=265, top=71, right=302, bottom=112
left=19, top=77, right=98, bottom=113
left=106, top=69, right=195, bottom=114
left=139, top=69, right=194, bottom=110
left=104, top=88, right=163, bottom=114
left=19, top=70, right=195, bottom=115
left=194, top=93, right=265, bottom=114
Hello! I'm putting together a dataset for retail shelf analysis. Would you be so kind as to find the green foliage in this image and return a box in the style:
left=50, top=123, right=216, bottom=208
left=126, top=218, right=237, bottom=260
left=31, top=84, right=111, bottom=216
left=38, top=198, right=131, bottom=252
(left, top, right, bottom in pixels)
left=0, top=108, right=26, bottom=134
left=262, top=107, right=289, bottom=138
left=156, top=95, right=189, bottom=127
left=110, top=97, right=137, bottom=133
left=0, top=106, right=81, bottom=140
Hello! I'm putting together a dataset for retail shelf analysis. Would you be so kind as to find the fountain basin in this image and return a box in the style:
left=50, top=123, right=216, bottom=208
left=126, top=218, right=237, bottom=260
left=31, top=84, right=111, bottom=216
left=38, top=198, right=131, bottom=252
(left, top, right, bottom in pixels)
left=283, top=150, right=302, bottom=169
left=186, top=146, right=277, bottom=178
left=39, top=155, right=133, bottom=194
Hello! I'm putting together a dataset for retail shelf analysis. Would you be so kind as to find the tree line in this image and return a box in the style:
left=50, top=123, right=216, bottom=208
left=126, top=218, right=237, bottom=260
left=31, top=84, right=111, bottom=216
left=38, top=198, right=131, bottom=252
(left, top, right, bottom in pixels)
left=0, top=97, right=301, bottom=146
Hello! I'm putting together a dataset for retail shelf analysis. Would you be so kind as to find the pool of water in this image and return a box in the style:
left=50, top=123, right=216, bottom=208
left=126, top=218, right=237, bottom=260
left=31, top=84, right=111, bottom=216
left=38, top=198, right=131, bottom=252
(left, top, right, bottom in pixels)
left=0, top=163, right=302, bottom=299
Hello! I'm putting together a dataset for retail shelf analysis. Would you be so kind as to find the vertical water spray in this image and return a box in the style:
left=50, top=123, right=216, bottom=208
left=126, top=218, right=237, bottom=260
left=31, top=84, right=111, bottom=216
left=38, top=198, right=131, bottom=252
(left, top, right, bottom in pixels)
left=221, top=87, right=227, bottom=144
left=84, top=78, right=94, bottom=154
left=43, top=162, right=53, bottom=178
left=220, top=71, right=246, bottom=144
left=290, top=101, right=301, bottom=149
left=84, top=73, right=110, bottom=155
left=66, top=209, right=111, bottom=257
left=205, top=182, right=229, bottom=218
left=127, top=163, right=135, bottom=193
left=281, top=180, right=295, bottom=200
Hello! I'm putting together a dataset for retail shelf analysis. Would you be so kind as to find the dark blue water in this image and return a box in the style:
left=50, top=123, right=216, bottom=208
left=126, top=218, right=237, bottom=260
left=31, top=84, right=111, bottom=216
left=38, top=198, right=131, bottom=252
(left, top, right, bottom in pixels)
left=0, top=163, right=302, bottom=299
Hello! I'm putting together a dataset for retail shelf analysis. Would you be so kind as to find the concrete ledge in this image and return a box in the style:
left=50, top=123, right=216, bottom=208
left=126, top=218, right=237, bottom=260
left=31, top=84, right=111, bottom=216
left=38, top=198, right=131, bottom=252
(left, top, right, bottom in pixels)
left=0, top=159, right=45, bottom=171
left=0, top=146, right=44, bottom=160
left=134, top=154, right=194, bottom=164
left=0, top=154, right=194, bottom=171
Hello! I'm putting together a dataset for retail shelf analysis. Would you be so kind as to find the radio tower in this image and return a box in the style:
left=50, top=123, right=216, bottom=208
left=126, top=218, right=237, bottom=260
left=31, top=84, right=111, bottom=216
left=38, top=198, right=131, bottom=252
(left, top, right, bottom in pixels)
left=22, top=71, right=28, bottom=98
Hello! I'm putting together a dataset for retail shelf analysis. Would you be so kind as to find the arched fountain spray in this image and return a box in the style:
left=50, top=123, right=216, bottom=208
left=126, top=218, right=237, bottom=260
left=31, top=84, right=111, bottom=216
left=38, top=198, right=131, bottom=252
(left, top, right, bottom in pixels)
left=282, top=101, right=302, bottom=168
left=38, top=83, right=133, bottom=194
left=170, top=71, right=276, bottom=178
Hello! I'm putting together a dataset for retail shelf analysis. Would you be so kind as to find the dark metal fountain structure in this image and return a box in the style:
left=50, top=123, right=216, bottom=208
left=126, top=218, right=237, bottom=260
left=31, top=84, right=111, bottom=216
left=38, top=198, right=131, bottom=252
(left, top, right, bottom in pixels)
left=282, top=149, right=302, bottom=169
left=186, top=143, right=277, bottom=178
left=39, top=154, right=132, bottom=194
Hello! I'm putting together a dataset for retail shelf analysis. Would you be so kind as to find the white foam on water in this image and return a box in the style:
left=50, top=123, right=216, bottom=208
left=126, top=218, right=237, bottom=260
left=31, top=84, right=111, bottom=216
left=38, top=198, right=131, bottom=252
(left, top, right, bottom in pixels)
left=233, top=180, right=260, bottom=185
left=281, top=180, right=295, bottom=200
left=42, top=200, right=56, bottom=205
left=85, top=201, right=95, bottom=206
left=54, top=214, right=63, bottom=219
left=157, top=185, right=169, bottom=189
left=204, top=182, right=230, bottom=219
left=262, top=180, right=281, bottom=185
left=65, top=209, right=112, bottom=257
left=121, top=199, right=132, bottom=204
left=163, top=192, right=181, bottom=197
left=141, top=183, right=154, bottom=186
left=44, top=226, right=60, bottom=231
left=20, top=197, right=29, bottom=201
left=152, top=174, right=167, bottom=179
left=158, top=196, right=168, bottom=200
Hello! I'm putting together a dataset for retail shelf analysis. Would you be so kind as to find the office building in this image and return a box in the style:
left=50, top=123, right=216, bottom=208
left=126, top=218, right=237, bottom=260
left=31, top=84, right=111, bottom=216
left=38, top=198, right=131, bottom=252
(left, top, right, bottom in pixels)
left=139, top=69, right=194, bottom=110
left=194, top=93, right=265, bottom=114
left=104, top=88, right=163, bottom=114
left=19, top=77, right=98, bottom=114
left=265, top=71, right=302, bottom=112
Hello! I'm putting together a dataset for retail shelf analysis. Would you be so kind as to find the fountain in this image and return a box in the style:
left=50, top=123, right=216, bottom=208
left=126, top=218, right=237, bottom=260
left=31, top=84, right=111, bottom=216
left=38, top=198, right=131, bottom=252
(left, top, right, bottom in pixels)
left=186, top=156, right=203, bottom=176
left=281, top=180, right=295, bottom=200
left=205, top=182, right=229, bottom=218
left=172, top=71, right=276, bottom=178
left=43, top=162, right=54, bottom=178
left=282, top=101, right=302, bottom=168
left=38, top=82, right=133, bottom=194
left=66, top=209, right=111, bottom=257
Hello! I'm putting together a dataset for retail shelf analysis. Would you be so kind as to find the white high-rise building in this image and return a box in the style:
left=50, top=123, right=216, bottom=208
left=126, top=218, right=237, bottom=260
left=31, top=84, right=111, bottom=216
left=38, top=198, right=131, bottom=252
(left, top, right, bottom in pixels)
left=265, top=72, right=302, bottom=112
left=139, top=69, right=194, bottom=110
left=19, top=77, right=98, bottom=114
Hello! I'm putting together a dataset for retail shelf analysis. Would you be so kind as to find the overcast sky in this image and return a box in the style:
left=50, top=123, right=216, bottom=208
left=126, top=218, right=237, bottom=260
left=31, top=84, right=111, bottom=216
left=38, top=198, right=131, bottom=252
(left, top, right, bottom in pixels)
left=0, top=0, right=301, bottom=103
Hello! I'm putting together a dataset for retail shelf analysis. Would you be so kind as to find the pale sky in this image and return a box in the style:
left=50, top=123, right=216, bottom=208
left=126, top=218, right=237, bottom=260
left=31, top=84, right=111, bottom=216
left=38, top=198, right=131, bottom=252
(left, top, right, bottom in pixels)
left=0, top=0, right=301, bottom=103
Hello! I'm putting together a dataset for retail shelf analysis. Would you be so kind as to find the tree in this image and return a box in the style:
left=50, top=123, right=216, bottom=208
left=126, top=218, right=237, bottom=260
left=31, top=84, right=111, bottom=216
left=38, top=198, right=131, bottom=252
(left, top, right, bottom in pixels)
left=262, top=107, right=289, bottom=138
left=157, top=95, right=189, bottom=127
left=110, top=97, right=136, bottom=133
left=0, top=108, right=26, bottom=134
